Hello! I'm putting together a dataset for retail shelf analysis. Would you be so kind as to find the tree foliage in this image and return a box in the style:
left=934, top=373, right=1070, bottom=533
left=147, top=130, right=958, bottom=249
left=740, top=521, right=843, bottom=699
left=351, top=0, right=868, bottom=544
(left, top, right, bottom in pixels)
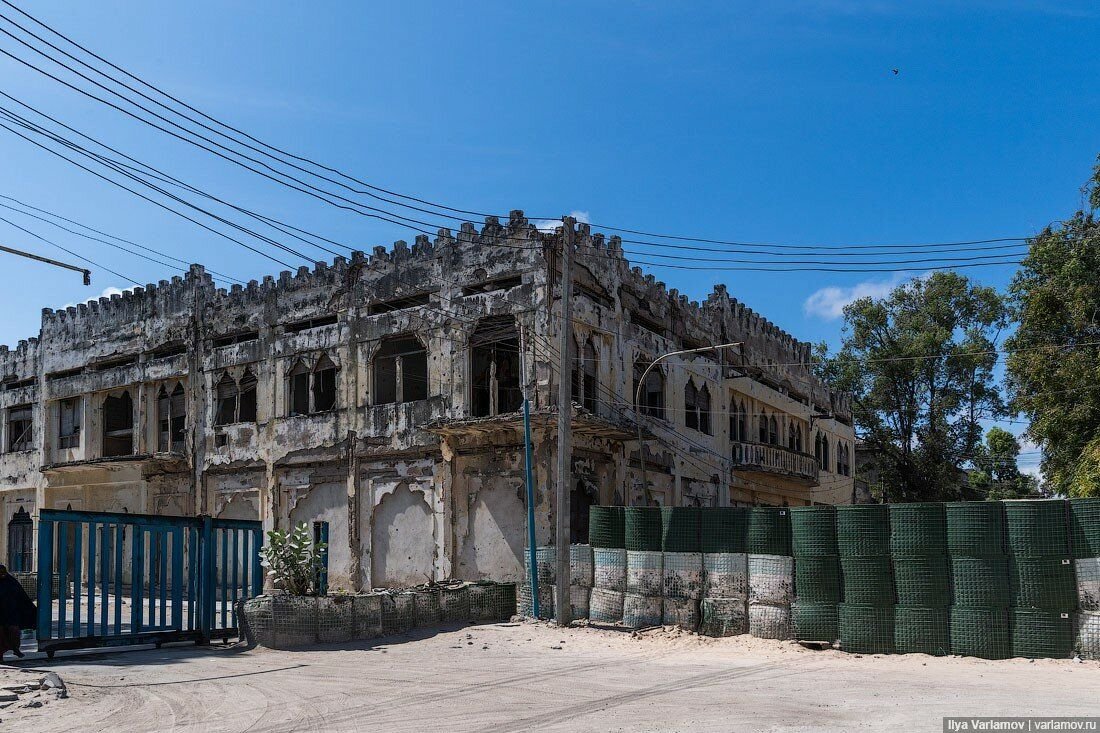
left=1005, top=157, right=1100, bottom=498
left=820, top=272, right=1008, bottom=502
left=968, top=426, right=1039, bottom=500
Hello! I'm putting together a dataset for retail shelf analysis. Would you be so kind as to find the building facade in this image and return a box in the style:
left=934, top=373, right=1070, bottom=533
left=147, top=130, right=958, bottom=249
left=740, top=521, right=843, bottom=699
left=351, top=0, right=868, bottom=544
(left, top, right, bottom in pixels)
left=0, top=212, right=854, bottom=590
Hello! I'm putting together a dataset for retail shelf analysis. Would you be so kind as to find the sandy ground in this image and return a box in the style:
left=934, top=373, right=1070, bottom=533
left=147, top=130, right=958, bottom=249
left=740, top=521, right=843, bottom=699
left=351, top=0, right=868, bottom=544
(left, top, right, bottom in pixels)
left=4, top=620, right=1100, bottom=732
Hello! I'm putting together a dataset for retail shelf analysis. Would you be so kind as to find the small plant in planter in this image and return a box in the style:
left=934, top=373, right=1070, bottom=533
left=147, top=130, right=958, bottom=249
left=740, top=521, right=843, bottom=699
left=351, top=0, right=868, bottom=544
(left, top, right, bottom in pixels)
left=259, top=523, right=326, bottom=596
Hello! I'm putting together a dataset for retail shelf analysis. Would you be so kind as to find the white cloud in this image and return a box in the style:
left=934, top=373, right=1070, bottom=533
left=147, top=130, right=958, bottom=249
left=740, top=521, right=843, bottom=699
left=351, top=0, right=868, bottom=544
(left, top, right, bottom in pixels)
left=534, top=210, right=590, bottom=233
left=60, top=286, right=125, bottom=310
left=803, top=275, right=907, bottom=320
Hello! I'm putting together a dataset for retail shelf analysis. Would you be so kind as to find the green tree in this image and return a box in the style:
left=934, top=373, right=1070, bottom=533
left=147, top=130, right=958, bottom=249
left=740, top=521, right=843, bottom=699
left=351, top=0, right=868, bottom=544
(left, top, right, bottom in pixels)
left=1005, top=156, right=1100, bottom=498
left=820, top=271, right=1008, bottom=502
left=968, top=426, right=1039, bottom=500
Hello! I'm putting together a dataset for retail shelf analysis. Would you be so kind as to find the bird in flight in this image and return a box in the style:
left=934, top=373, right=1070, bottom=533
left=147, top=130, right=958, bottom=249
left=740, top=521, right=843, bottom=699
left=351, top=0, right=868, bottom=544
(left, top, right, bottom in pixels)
left=892, top=68, right=899, bottom=75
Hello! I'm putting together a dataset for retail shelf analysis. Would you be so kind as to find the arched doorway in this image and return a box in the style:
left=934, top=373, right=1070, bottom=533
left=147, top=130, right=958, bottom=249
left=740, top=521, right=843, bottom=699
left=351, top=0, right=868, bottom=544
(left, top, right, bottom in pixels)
left=570, top=481, right=598, bottom=544
left=7, top=507, right=32, bottom=572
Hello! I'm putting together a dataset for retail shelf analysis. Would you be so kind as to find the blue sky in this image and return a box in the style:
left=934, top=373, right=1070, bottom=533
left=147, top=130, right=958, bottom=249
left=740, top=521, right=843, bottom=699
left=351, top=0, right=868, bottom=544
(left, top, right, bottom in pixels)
left=2, top=1, right=1099, bottom=473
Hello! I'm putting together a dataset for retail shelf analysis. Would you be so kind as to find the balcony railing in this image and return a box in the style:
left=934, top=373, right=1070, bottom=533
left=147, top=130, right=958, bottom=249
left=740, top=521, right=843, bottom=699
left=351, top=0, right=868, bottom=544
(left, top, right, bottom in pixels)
left=731, top=441, right=819, bottom=483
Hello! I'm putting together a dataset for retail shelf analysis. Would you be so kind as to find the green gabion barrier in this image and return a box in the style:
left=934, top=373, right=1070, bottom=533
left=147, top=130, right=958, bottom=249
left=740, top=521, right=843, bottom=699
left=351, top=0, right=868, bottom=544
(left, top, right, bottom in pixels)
left=950, top=607, right=1011, bottom=659
left=889, top=503, right=947, bottom=557
left=661, top=507, right=702, bottom=553
left=701, top=507, right=749, bottom=554
left=1005, top=500, right=1069, bottom=556
left=791, top=506, right=838, bottom=557
left=894, top=606, right=949, bottom=656
left=1069, top=499, right=1100, bottom=559
left=946, top=502, right=1006, bottom=558
left=838, top=603, right=895, bottom=654
left=792, top=601, right=838, bottom=642
left=588, top=506, right=625, bottom=549
left=794, top=556, right=842, bottom=603
left=1009, top=555, right=1077, bottom=612
left=840, top=556, right=895, bottom=606
left=950, top=557, right=1010, bottom=608
left=624, top=507, right=662, bottom=552
left=893, top=556, right=951, bottom=608
left=747, top=507, right=792, bottom=556
left=1012, top=608, right=1074, bottom=659
left=837, top=505, right=890, bottom=557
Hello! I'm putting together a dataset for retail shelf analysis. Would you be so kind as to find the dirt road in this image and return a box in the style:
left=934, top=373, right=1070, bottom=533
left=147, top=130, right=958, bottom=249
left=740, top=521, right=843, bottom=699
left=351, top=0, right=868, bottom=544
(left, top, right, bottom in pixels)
left=6, top=621, right=1099, bottom=732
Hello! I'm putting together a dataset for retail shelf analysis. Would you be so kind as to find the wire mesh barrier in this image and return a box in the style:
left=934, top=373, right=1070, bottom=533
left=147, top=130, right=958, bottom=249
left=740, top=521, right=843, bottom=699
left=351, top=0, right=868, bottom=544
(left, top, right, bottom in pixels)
left=700, top=507, right=750, bottom=554
left=663, top=597, right=701, bottom=629
left=663, top=552, right=704, bottom=600
left=890, top=503, right=947, bottom=557
left=1009, top=556, right=1077, bottom=611
left=441, top=584, right=471, bottom=623
left=624, top=507, right=663, bottom=552
left=747, top=507, right=792, bottom=556
left=748, top=602, right=791, bottom=640
left=570, top=544, right=595, bottom=588
left=950, top=557, right=1011, bottom=607
left=894, top=606, right=949, bottom=656
left=551, top=585, right=591, bottom=620
left=623, top=592, right=663, bottom=628
left=661, top=507, right=702, bottom=553
left=1075, top=611, right=1100, bottom=659
left=700, top=597, right=748, bottom=637
left=792, top=601, right=838, bottom=642
left=626, top=550, right=664, bottom=596
left=1070, top=499, right=1100, bottom=559
left=593, top=548, right=627, bottom=593
left=790, top=506, right=838, bottom=557
left=893, top=556, right=951, bottom=608
left=1077, top=557, right=1100, bottom=610
left=589, top=588, right=625, bottom=623
left=794, top=555, right=842, bottom=603
left=748, top=554, right=794, bottom=606
left=410, top=586, right=443, bottom=626
left=839, top=556, right=895, bottom=606
left=838, top=603, right=895, bottom=654
left=589, top=506, right=626, bottom=549
left=703, top=553, right=748, bottom=600
left=380, top=591, right=418, bottom=634
left=1005, top=500, right=1070, bottom=556
left=946, top=501, right=1006, bottom=557
left=468, top=582, right=517, bottom=622
left=1011, top=608, right=1074, bottom=659
left=316, top=595, right=357, bottom=644
left=837, top=505, right=890, bottom=557
left=518, top=582, right=554, bottom=620
left=525, top=546, right=557, bottom=586
left=950, top=607, right=1012, bottom=659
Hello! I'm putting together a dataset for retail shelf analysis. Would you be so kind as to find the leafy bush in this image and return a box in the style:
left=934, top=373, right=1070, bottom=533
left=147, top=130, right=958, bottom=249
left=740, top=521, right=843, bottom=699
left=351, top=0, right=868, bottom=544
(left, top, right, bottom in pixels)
left=259, top=523, right=326, bottom=596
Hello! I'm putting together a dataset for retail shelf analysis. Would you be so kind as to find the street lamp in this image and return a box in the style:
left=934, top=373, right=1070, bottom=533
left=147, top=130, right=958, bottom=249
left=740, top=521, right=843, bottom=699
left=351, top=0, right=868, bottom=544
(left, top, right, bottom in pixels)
left=633, top=341, right=744, bottom=506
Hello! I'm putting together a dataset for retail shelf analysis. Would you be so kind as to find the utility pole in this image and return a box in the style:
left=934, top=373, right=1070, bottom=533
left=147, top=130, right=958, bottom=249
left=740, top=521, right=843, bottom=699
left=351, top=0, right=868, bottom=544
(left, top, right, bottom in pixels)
left=1, top=243, right=91, bottom=284
left=555, top=216, right=575, bottom=626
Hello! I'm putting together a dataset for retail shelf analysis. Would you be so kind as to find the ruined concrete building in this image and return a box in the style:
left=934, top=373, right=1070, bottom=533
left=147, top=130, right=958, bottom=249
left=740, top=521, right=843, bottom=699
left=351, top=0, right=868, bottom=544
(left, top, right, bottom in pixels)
left=0, top=212, right=854, bottom=589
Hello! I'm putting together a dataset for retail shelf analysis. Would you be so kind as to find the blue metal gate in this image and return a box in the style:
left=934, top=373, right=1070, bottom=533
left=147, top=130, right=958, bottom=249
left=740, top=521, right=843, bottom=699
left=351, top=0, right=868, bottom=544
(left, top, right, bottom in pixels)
left=35, top=509, right=263, bottom=657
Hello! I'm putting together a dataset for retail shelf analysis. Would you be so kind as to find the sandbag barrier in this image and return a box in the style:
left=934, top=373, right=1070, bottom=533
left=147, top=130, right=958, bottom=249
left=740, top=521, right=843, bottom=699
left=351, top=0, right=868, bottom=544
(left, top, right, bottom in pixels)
left=243, top=580, right=517, bottom=649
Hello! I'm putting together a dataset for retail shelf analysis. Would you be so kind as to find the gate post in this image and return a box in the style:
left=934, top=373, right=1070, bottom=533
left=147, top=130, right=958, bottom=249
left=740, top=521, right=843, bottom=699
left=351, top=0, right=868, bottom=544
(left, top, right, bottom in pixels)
left=199, top=515, right=214, bottom=644
left=36, top=516, right=54, bottom=644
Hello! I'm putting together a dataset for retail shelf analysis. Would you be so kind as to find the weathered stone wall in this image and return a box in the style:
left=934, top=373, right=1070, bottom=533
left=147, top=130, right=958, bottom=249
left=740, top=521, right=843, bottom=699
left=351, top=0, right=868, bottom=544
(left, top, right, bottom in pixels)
left=0, top=211, right=854, bottom=586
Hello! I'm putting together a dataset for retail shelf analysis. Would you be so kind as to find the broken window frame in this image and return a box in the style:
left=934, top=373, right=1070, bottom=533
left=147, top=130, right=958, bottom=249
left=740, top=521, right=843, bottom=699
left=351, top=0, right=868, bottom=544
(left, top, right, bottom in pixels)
left=730, top=398, right=746, bottom=442
left=470, top=317, right=522, bottom=418
left=214, top=372, right=239, bottom=426
left=101, top=390, right=134, bottom=457
left=6, top=404, right=32, bottom=452
left=157, top=381, right=187, bottom=453
left=633, top=358, right=666, bottom=420
left=373, top=336, right=429, bottom=405
left=288, top=354, right=338, bottom=416
left=572, top=336, right=599, bottom=413
left=238, top=368, right=258, bottom=422
left=57, top=397, right=81, bottom=449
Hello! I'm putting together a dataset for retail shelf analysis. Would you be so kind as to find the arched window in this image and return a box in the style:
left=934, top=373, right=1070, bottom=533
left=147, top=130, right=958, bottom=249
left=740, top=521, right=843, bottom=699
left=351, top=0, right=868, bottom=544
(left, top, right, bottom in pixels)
left=312, top=353, right=338, bottom=412
left=730, top=399, right=745, bottom=443
left=759, top=410, right=769, bottom=443
left=633, top=359, right=665, bottom=419
left=581, top=339, right=598, bottom=413
left=768, top=415, right=778, bottom=445
left=684, top=379, right=699, bottom=431
left=215, top=372, right=238, bottom=426
left=7, top=404, right=32, bottom=452
left=814, top=432, right=822, bottom=465
left=102, top=390, right=133, bottom=457
left=821, top=436, right=830, bottom=472
left=698, top=385, right=712, bottom=435
left=239, top=368, right=257, bottom=422
left=374, top=336, right=428, bottom=405
left=288, top=360, right=310, bottom=416
left=788, top=423, right=797, bottom=450
left=7, top=507, right=32, bottom=572
left=157, top=381, right=186, bottom=452
left=795, top=424, right=803, bottom=453
left=471, top=316, right=521, bottom=417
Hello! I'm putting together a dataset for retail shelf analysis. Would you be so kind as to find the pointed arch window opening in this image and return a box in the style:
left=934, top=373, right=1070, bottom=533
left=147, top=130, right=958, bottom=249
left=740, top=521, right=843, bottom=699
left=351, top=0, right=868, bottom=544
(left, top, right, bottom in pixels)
left=102, top=390, right=134, bottom=457
left=471, top=317, right=522, bottom=418
left=7, top=506, right=32, bottom=572
left=157, top=381, right=187, bottom=452
left=374, top=336, right=428, bottom=405
left=572, top=336, right=599, bottom=414
left=633, top=359, right=665, bottom=420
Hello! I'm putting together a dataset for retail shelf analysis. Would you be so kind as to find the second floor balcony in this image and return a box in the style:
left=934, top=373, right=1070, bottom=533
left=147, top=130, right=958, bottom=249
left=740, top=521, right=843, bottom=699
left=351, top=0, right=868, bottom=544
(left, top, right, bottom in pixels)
left=731, top=441, right=819, bottom=484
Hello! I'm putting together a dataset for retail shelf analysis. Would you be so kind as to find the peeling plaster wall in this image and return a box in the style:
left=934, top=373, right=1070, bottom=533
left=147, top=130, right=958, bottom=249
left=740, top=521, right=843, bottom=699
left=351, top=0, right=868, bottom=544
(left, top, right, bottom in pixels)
left=0, top=210, right=853, bottom=583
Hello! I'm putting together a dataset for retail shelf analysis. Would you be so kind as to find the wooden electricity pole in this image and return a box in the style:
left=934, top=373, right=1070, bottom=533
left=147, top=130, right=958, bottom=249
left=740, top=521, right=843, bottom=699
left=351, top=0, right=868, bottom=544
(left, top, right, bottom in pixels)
left=555, top=216, right=575, bottom=626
